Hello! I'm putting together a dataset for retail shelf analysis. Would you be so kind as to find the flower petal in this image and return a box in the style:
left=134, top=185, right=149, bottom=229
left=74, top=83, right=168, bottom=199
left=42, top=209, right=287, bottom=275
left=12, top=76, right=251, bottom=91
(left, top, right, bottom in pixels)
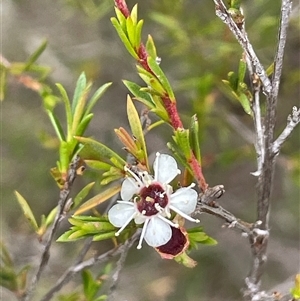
left=144, top=216, right=172, bottom=247
left=121, top=178, right=140, bottom=201
left=108, top=203, right=135, bottom=227
left=170, top=187, right=198, bottom=214
left=153, top=153, right=179, bottom=184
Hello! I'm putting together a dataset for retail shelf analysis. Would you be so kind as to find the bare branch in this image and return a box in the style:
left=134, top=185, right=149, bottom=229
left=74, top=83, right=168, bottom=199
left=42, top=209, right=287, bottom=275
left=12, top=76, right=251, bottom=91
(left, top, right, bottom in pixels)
left=212, top=0, right=272, bottom=94
left=271, top=0, right=293, bottom=102
left=40, top=231, right=140, bottom=301
left=244, top=1, right=293, bottom=299
left=195, top=185, right=252, bottom=234
left=22, top=156, right=80, bottom=301
left=273, top=106, right=300, bottom=155
left=251, top=85, right=265, bottom=176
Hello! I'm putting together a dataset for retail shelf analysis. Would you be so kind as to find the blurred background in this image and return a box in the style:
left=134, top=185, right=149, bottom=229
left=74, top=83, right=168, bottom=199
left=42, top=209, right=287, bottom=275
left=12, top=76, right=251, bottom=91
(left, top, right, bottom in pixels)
left=1, top=0, right=299, bottom=300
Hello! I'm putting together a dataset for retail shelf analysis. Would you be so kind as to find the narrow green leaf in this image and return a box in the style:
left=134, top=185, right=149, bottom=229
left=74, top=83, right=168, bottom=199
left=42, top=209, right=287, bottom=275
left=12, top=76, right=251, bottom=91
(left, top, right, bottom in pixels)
left=72, top=72, right=87, bottom=113
left=201, top=236, right=218, bottom=245
left=24, top=40, right=48, bottom=70
left=189, top=115, right=201, bottom=163
left=227, top=71, right=238, bottom=91
left=126, top=16, right=136, bottom=46
left=135, top=19, right=144, bottom=48
left=72, top=83, right=91, bottom=136
left=147, top=56, right=175, bottom=101
left=122, top=80, right=155, bottom=108
left=75, top=113, right=93, bottom=137
left=85, top=82, right=112, bottom=117
left=238, top=58, right=247, bottom=84
left=44, top=207, right=57, bottom=228
left=114, top=7, right=126, bottom=30
left=74, top=184, right=121, bottom=215
left=59, top=140, right=71, bottom=174
left=127, top=95, right=149, bottom=169
left=73, top=182, right=95, bottom=209
left=130, top=4, right=138, bottom=25
left=93, top=231, right=116, bottom=241
left=75, top=136, right=126, bottom=167
left=85, top=160, right=112, bottom=171
left=173, top=129, right=191, bottom=159
left=111, top=17, right=139, bottom=59
left=14, top=191, right=38, bottom=231
left=47, top=110, right=66, bottom=141
left=145, top=34, right=157, bottom=60
left=57, top=229, right=77, bottom=242
left=238, top=93, right=252, bottom=115
left=56, top=83, right=72, bottom=141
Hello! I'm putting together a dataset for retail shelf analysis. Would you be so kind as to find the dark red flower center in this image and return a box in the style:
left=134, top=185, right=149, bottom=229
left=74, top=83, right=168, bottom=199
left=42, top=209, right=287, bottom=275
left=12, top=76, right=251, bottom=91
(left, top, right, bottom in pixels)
left=136, top=183, right=169, bottom=216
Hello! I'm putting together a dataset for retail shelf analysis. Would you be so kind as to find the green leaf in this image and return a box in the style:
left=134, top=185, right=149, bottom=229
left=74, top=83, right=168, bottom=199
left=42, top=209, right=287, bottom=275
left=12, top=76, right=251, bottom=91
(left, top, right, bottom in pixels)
left=201, top=236, right=218, bottom=245
left=74, top=184, right=121, bottom=215
left=189, top=115, right=201, bottom=163
left=47, top=110, right=66, bottom=141
left=93, top=231, right=116, bottom=241
left=122, top=80, right=155, bottom=108
left=24, top=40, right=48, bottom=71
left=85, top=160, right=112, bottom=171
left=130, top=4, right=138, bottom=25
left=147, top=57, right=175, bottom=101
left=84, top=82, right=112, bottom=117
left=59, top=140, right=71, bottom=174
left=238, top=93, right=252, bottom=115
left=146, top=35, right=157, bottom=60
left=72, top=182, right=95, bottom=209
left=82, top=269, right=100, bottom=300
left=227, top=71, right=238, bottom=91
left=75, top=113, right=93, bottom=137
left=290, top=274, right=300, bottom=299
left=114, top=7, right=126, bottom=30
left=14, top=191, right=38, bottom=231
left=126, top=16, right=136, bottom=46
left=127, top=95, right=149, bottom=169
left=75, top=136, right=126, bottom=169
left=135, top=19, right=144, bottom=48
left=72, top=72, right=87, bottom=113
left=238, top=58, right=247, bottom=84
left=173, top=129, right=191, bottom=159
left=72, top=83, right=92, bottom=137
left=56, top=83, right=72, bottom=141
left=111, top=17, right=139, bottom=59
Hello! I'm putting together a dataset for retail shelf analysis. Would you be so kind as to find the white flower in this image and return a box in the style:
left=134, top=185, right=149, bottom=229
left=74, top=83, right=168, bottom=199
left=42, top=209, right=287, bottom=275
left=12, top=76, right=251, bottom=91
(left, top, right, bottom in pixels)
left=108, top=153, right=200, bottom=249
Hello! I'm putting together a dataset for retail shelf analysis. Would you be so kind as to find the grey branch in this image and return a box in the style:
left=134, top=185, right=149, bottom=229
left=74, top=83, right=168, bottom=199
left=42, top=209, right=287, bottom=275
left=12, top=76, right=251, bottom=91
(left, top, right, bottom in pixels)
left=40, top=231, right=140, bottom=301
left=244, top=1, right=293, bottom=300
left=212, top=0, right=272, bottom=94
left=273, top=106, right=300, bottom=155
left=195, top=185, right=252, bottom=235
left=22, top=156, right=80, bottom=301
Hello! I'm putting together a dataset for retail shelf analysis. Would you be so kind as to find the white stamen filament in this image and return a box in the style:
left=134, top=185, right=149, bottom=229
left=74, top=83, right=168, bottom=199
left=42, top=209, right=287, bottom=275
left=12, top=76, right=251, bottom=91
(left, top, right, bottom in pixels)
left=154, top=203, right=164, bottom=212
left=124, top=166, right=144, bottom=187
left=157, top=214, right=179, bottom=228
left=115, top=211, right=136, bottom=236
left=141, top=210, right=146, bottom=215
left=169, top=205, right=200, bottom=223
left=137, top=218, right=150, bottom=249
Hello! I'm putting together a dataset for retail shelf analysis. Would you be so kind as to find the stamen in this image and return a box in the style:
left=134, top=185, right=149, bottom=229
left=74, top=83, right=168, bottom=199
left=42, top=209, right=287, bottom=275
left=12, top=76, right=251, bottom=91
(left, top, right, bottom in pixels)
left=141, top=210, right=146, bottom=215
left=154, top=203, right=164, bottom=212
left=117, top=200, right=134, bottom=206
left=140, top=171, right=152, bottom=187
left=157, top=214, right=179, bottom=228
left=169, top=205, right=200, bottom=223
left=124, top=166, right=144, bottom=186
left=154, top=152, right=160, bottom=180
left=137, top=218, right=150, bottom=249
left=115, top=211, right=136, bottom=236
